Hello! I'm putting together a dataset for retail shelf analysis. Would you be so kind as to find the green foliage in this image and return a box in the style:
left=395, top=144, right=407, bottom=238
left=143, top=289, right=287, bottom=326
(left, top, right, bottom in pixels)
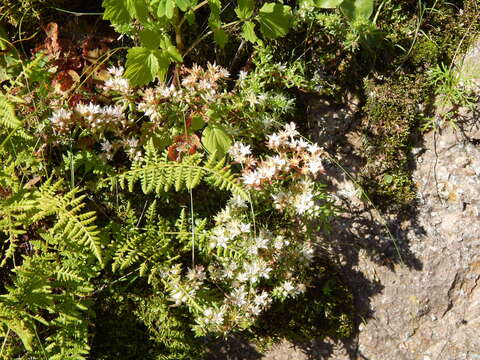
left=114, top=139, right=248, bottom=200
left=0, top=93, right=21, bottom=129
left=101, top=0, right=295, bottom=85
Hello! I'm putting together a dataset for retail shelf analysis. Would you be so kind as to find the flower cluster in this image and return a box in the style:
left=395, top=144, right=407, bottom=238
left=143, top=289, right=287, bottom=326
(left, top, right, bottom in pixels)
left=102, top=66, right=133, bottom=96
left=236, top=122, right=326, bottom=191
left=50, top=102, right=128, bottom=134
left=156, top=188, right=317, bottom=335
left=136, top=63, right=230, bottom=125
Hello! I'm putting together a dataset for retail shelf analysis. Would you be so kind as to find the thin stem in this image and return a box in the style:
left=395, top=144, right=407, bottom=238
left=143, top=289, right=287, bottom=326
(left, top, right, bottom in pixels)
left=183, top=20, right=240, bottom=57
left=178, top=0, right=209, bottom=29
left=0, top=328, right=10, bottom=357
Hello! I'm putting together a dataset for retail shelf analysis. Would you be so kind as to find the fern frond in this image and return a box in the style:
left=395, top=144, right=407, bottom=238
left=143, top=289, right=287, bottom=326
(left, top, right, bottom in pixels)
left=36, top=180, right=103, bottom=265
left=114, top=140, right=248, bottom=200
left=0, top=92, right=21, bottom=129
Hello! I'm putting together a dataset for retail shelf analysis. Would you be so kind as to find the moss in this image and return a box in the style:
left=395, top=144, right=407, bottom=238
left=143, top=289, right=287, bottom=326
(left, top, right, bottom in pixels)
left=359, top=74, right=431, bottom=209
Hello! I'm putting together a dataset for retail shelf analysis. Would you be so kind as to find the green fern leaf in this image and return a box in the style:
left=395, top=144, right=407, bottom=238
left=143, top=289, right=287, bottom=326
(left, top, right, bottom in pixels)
left=0, top=92, right=21, bottom=129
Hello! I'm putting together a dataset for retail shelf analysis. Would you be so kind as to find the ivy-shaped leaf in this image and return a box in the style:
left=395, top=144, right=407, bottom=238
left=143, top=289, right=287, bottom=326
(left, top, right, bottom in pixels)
left=202, top=125, right=231, bottom=158
left=258, top=3, right=292, bottom=40
left=102, top=0, right=131, bottom=24
left=125, top=47, right=162, bottom=86
left=340, top=0, right=373, bottom=20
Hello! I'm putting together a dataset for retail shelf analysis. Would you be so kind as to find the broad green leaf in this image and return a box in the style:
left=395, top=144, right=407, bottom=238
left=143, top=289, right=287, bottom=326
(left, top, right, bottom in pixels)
left=126, top=0, right=149, bottom=22
left=125, top=47, right=160, bottom=86
left=235, top=0, right=255, bottom=20
left=242, top=21, right=258, bottom=43
left=202, top=125, right=232, bottom=158
left=160, top=36, right=183, bottom=62
left=313, top=0, right=344, bottom=8
left=158, top=0, right=176, bottom=19
left=258, top=3, right=292, bottom=40
left=102, top=0, right=131, bottom=24
left=156, top=51, right=172, bottom=81
left=340, top=0, right=373, bottom=20
left=176, top=0, right=192, bottom=12
left=140, top=29, right=161, bottom=49
left=190, top=115, right=205, bottom=131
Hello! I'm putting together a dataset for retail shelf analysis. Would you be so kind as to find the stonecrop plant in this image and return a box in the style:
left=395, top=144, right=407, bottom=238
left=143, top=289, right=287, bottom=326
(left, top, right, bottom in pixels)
left=0, top=0, right=383, bottom=358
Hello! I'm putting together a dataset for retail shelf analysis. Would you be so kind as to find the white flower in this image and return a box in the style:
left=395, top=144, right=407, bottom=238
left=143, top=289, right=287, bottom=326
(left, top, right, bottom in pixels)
left=212, top=226, right=231, bottom=248
left=242, top=171, right=261, bottom=187
left=297, top=283, right=307, bottom=294
left=239, top=222, right=251, bottom=233
left=273, top=235, right=285, bottom=250
left=307, top=143, right=321, bottom=154
left=229, top=195, right=248, bottom=208
left=214, top=206, right=232, bottom=224
left=255, top=236, right=269, bottom=249
left=50, top=108, right=72, bottom=128
left=203, top=307, right=225, bottom=325
left=254, top=291, right=270, bottom=307
left=272, top=191, right=290, bottom=211
left=107, top=66, right=124, bottom=77
left=283, top=122, right=298, bottom=138
left=267, top=133, right=284, bottom=149
left=229, top=142, right=252, bottom=163
left=307, top=158, right=324, bottom=175
left=294, top=191, right=315, bottom=215
left=257, top=164, right=276, bottom=180
left=295, top=138, right=309, bottom=150
left=283, top=281, right=295, bottom=294
left=230, top=286, right=247, bottom=306
left=238, top=70, right=248, bottom=82
left=186, top=265, right=206, bottom=283
left=270, top=155, right=286, bottom=169
left=222, top=262, right=237, bottom=279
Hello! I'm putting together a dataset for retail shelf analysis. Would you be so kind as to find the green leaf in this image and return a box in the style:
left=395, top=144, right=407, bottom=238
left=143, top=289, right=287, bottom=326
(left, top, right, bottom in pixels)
left=176, top=0, right=192, bottom=12
left=102, top=0, right=131, bottom=24
left=340, top=0, right=373, bottom=20
left=242, top=21, right=258, bottom=43
left=126, top=0, right=149, bottom=22
left=156, top=51, right=172, bottom=81
left=139, top=29, right=161, bottom=49
left=258, top=3, right=292, bottom=40
left=125, top=47, right=161, bottom=86
left=213, top=28, right=228, bottom=48
left=158, top=0, right=176, bottom=19
left=202, top=125, right=231, bottom=158
left=312, top=0, right=344, bottom=8
left=235, top=0, right=255, bottom=20
left=10, top=320, right=34, bottom=351
left=160, top=36, right=183, bottom=62
left=0, top=93, right=21, bottom=129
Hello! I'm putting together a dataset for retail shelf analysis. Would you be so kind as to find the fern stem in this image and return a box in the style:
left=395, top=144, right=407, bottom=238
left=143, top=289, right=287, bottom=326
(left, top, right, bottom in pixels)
left=0, top=327, right=10, bottom=357
left=33, top=325, right=48, bottom=360
left=189, top=188, right=195, bottom=267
